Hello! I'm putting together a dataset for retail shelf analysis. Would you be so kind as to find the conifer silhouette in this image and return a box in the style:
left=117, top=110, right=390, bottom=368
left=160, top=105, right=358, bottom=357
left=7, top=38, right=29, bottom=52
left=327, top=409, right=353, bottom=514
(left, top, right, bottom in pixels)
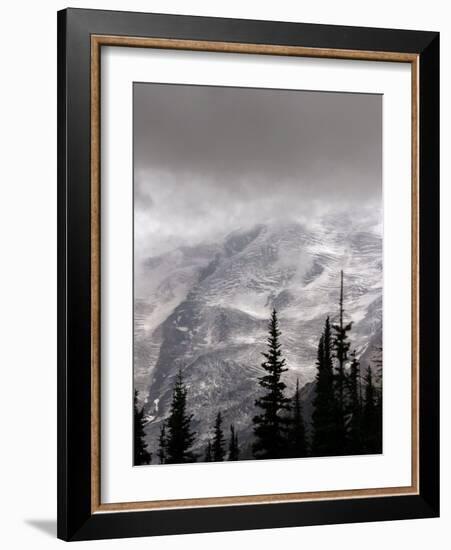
left=212, top=412, right=226, bottom=461
left=311, top=317, right=337, bottom=456
left=332, top=271, right=352, bottom=452
left=253, top=309, right=291, bottom=459
left=165, top=370, right=197, bottom=464
left=134, top=390, right=151, bottom=465
left=204, top=440, right=213, bottom=462
left=157, top=421, right=167, bottom=464
left=228, top=424, right=239, bottom=461
left=287, top=378, right=308, bottom=458
left=347, top=350, right=363, bottom=453
left=362, top=365, right=380, bottom=453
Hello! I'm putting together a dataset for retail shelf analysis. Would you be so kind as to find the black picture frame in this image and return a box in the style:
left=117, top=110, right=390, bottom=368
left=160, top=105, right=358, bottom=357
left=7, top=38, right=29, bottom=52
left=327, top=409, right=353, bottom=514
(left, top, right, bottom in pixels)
left=57, top=7, right=439, bottom=542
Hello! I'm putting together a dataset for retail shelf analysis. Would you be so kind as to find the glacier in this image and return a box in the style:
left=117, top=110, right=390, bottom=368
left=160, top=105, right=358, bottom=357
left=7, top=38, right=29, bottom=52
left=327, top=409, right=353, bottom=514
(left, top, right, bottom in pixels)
left=134, top=210, right=383, bottom=461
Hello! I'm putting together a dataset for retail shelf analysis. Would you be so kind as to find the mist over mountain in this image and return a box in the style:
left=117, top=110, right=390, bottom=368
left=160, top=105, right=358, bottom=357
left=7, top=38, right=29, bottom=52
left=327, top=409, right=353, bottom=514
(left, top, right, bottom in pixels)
left=134, top=211, right=382, bottom=461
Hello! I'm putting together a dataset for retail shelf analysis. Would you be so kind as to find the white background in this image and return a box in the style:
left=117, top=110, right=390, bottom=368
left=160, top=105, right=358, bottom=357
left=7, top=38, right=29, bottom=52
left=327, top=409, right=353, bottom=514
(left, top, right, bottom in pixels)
left=102, top=48, right=412, bottom=503
left=0, top=0, right=448, bottom=548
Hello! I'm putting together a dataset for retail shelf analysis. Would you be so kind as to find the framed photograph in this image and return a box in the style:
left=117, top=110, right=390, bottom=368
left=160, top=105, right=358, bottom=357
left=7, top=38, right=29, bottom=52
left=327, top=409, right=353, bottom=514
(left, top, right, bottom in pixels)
left=57, top=8, right=439, bottom=541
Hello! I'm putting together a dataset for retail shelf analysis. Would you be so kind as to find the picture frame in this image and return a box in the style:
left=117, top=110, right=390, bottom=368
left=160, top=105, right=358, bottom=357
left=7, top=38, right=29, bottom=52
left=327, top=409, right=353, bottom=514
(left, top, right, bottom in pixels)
left=57, top=7, right=439, bottom=541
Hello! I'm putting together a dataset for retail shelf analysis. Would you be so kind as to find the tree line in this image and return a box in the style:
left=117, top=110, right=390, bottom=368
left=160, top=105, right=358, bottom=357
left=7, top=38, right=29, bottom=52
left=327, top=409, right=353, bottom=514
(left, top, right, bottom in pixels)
left=134, top=371, right=240, bottom=465
left=134, top=270, right=382, bottom=465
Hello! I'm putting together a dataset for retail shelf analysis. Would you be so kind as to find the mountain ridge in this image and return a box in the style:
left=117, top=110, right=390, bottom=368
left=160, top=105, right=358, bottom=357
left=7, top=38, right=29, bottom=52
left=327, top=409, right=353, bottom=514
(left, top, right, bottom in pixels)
left=134, top=214, right=382, bottom=460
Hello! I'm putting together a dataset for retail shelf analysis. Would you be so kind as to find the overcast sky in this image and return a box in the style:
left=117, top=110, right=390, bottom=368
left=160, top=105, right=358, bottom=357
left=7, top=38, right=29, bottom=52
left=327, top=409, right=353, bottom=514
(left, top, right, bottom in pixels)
left=134, top=83, right=382, bottom=259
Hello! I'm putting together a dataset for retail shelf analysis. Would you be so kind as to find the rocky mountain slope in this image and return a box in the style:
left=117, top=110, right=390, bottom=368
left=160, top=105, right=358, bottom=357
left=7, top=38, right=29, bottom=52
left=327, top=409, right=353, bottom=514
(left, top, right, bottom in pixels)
left=134, top=212, right=383, bottom=461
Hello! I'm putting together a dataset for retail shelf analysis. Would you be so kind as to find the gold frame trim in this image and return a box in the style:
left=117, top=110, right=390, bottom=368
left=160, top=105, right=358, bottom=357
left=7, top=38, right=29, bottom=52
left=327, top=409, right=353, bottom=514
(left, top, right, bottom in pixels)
left=90, top=35, right=420, bottom=514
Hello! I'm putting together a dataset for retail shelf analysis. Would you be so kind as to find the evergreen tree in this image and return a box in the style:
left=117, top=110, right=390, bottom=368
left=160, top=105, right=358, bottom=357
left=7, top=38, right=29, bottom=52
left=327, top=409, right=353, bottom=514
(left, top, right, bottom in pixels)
left=347, top=350, right=363, bottom=454
left=134, top=390, right=151, bottom=465
left=165, top=370, right=197, bottom=464
left=311, top=317, right=337, bottom=456
left=332, top=270, right=352, bottom=453
left=287, top=378, right=308, bottom=458
left=204, top=440, right=213, bottom=462
left=361, top=365, right=380, bottom=453
left=374, top=389, right=383, bottom=454
left=157, top=421, right=167, bottom=464
left=252, top=308, right=291, bottom=459
left=212, top=412, right=226, bottom=461
left=228, top=424, right=239, bottom=461
left=372, top=346, right=383, bottom=453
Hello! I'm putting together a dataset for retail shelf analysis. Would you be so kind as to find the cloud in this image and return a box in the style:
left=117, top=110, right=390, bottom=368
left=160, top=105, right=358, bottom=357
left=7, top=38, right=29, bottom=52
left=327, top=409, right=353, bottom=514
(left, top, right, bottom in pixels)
left=134, top=83, right=382, bottom=258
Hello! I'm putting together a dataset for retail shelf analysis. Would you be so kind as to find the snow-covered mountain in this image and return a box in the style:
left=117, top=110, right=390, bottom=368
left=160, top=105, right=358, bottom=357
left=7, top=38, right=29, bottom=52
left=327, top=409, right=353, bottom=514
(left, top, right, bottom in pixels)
left=134, top=212, right=382, bottom=460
